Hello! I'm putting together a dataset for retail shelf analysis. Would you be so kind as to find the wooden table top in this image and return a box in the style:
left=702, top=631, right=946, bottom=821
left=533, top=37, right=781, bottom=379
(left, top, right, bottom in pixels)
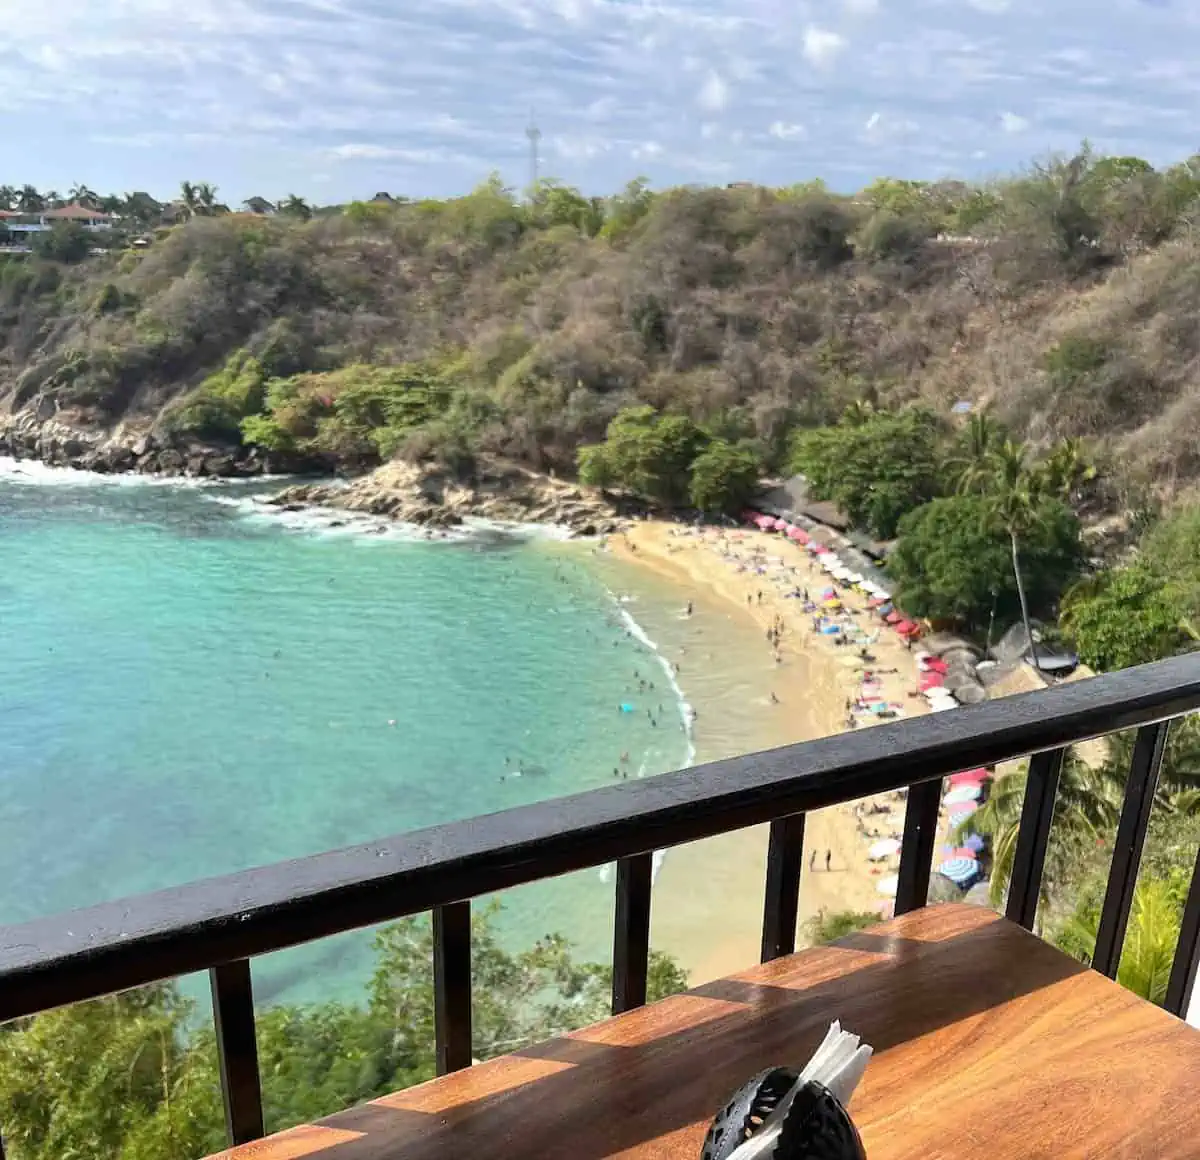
left=208, top=903, right=1200, bottom=1160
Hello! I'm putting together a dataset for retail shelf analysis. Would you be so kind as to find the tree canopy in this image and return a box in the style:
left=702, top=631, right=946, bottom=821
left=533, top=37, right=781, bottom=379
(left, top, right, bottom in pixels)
left=887, top=494, right=1082, bottom=630
left=789, top=408, right=946, bottom=539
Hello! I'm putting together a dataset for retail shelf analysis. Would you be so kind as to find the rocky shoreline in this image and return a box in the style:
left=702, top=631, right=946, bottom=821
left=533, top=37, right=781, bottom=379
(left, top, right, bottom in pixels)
left=0, top=406, right=628, bottom=536
left=265, top=459, right=629, bottom=537
left=0, top=407, right=278, bottom=478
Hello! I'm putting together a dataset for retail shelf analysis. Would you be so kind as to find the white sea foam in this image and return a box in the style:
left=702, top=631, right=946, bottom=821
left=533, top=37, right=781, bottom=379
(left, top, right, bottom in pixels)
left=595, top=595, right=696, bottom=887
left=0, top=455, right=290, bottom=490
left=207, top=493, right=580, bottom=547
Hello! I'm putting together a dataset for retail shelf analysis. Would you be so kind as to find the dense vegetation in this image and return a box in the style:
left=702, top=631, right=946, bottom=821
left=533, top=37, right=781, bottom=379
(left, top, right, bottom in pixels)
left=11, top=147, right=1200, bottom=501
left=0, top=909, right=686, bottom=1159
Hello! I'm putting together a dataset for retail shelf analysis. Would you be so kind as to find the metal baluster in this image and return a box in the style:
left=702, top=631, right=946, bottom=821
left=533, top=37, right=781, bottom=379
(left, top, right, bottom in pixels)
left=209, top=959, right=264, bottom=1146
left=895, top=779, right=942, bottom=915
left=1093, top=721, right=1171, bottom=978
left=1006, top=748, right=1067, bottom=930
left=1166, top=844, right=1200, bottom=1017
left=761, top=813, right=806, bottom=962
left=612, top=852, right=653, bottom=1014
left=433, top=901, right=472, bottom=1074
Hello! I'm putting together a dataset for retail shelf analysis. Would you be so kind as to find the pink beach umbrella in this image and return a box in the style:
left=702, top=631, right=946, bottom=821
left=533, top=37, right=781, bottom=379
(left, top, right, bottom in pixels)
left=773, top=518, right=789, bottom=531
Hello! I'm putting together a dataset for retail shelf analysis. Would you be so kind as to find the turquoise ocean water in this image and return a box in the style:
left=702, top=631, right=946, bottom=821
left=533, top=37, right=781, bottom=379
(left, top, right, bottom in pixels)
left=0, top=459, right=693, bottom=1010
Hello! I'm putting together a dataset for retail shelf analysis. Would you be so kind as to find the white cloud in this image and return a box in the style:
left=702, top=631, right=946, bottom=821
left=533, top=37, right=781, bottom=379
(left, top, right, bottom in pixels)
left=769, top=120, right=806, bottom=140
left=329, top=143, right=396, bottom=160
left=0, top=0, right=1197, bottom=203
left=552, top=135, right=607, bottom=160
left=698, top=71, right=731, bottom=111
left=862, top=110, right=917, bottom=144
left=802, top=27, right=848, bottom=69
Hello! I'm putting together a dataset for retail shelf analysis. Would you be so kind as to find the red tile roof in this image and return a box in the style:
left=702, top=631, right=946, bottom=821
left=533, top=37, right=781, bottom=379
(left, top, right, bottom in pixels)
left=44, top=203, right=110, bottom=220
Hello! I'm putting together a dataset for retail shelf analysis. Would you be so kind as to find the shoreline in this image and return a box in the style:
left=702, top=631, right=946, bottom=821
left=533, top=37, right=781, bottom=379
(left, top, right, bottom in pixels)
left=595, top=520, right=927, bottom=982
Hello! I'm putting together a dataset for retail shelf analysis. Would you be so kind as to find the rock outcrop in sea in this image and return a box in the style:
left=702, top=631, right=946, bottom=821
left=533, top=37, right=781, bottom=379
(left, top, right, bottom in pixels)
left=265, top=459, right=628, bottom=537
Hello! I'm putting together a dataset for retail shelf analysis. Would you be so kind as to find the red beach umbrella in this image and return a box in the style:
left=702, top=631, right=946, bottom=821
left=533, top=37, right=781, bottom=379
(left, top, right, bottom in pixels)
left=885, top=611, right=903, bottom=625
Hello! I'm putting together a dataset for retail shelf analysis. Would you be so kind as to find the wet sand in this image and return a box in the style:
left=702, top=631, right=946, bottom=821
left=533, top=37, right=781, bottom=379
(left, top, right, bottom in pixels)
left=595, top=520, right=929, bottom=983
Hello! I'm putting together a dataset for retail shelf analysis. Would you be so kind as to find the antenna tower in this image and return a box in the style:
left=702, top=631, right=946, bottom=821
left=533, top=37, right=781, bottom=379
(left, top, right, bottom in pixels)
left=526, top=110, right=541, bottom=192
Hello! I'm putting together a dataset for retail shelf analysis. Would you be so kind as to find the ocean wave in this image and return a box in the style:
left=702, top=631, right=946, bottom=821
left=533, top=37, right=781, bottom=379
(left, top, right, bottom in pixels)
left=0, top=456, right=290, bottom=490
left=594, top=593, right=696, bottom=888
left=208, top=494, right=578, bottom=546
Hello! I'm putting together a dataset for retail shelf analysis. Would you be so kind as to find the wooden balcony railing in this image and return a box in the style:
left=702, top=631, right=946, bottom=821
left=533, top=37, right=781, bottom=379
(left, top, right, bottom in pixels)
left=3, top=653, right=1200, bottom=1155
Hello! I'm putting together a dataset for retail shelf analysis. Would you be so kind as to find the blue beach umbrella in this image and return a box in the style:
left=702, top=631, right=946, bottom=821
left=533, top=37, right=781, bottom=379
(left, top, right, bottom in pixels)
left=938, top=857, right=979, bottom=886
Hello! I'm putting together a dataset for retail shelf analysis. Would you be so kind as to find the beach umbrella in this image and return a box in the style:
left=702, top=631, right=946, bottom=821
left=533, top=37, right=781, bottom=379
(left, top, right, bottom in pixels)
left=919, top=673, right=944, bottom=691
left=943, top=785, right=982, bottom=806
left=926, top=659, right=949, bottom=674
left=949, top=768, right=990, bottom=786
left=963, top=833, right=986, bottom=854
left=950, top=847, right=979, bottom=861
left=787, top=527, right=807, bottom=543
left=868, top=838, right=902, bottom=860
left=820, top=624, right=841, bottom=635
left=895, top=619, right=920, bottom=636
left=877, top=874, right=899, bottom=897
left=754, top=515, right=774, bottom=530
left=772, top=518, right=788, bottom=531
left=948, top=804, right=978, bottom=828
left=885, top=611, right=903, bottom=625
left=821, top=586, right=837, bottom=597
left=937, top=857, right=979, bottom=886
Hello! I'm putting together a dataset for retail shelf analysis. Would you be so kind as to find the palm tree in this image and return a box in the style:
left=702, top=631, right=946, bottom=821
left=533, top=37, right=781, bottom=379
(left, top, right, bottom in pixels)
left=179, top=181, right=199, bottom=219
left=1041, top=437, right=1097, bottom=504
left=961, top=754, right=1124, bottom=909
left=1053, top=878, right=1179, bottom=1003
left=947, top=410, right=1004, bottom=494
left=0, top=185, right=16, bottom=210
left=196, top=183, right=218, bottom=216
left=18, top=185, right=43, bottom=213
left=966, top=438, right=1047, bottom=669
left=279, top=194, right=312, bottom=221
left=68, top=182, right=98, bottom=207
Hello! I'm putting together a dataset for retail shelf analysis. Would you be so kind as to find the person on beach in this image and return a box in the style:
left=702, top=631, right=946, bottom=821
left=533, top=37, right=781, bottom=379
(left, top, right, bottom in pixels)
left=685, top=601, right=693, bottom=616
left=810, top=849, right=818, bottom=871
left=770, top=692, right=779, bottom=704
left=825, top=849, right=832, bottom=872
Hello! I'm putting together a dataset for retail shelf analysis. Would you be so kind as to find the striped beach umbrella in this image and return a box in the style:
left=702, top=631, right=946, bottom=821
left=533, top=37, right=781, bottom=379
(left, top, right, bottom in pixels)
left=938, top=857, right=979, bottom=886
left=948, top=804, right=978, bottom=828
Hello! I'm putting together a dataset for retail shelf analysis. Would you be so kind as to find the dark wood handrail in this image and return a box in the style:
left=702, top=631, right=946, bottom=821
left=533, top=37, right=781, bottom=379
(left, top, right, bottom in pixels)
left=2, top=651, right=1199, bottom=1022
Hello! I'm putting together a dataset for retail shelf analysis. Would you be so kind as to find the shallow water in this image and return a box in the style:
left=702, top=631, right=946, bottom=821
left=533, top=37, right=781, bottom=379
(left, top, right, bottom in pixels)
left=0, top=461, right=693, bottom=1006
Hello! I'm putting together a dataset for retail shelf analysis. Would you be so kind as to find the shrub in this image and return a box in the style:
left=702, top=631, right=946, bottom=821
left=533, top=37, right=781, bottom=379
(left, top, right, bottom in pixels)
left=688, top=438, right=763, bottom=515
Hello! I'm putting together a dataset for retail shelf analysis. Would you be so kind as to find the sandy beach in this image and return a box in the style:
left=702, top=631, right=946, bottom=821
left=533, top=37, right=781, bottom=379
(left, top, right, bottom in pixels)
left=594, top=519, right=932, bottom=983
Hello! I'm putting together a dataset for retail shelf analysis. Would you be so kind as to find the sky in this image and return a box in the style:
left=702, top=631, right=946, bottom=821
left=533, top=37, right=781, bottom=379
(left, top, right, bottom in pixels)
left=1, top=0, right=1196, bottom=205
